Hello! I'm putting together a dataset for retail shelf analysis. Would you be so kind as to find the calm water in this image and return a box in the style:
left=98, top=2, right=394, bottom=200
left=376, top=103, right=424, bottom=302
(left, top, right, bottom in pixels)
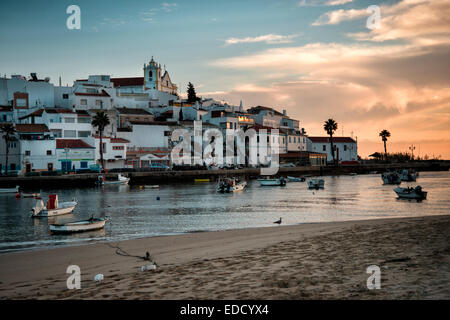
left=1, top=171, right=449, bottom=253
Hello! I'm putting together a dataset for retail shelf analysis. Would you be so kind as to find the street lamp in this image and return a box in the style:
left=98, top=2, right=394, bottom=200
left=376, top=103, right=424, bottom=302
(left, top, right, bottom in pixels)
left=408, top=144, right=416, bottom=160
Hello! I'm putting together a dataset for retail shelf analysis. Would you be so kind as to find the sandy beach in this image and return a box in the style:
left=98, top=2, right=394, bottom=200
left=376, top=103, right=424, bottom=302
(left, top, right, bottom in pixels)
left=1, top=214, right=449, bottom=300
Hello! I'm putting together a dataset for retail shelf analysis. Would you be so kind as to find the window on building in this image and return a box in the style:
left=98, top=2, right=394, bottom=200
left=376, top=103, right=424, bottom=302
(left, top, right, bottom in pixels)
left=46, top=150, right=52, bottom=155
left=25, top=150, right=31, bottom=156
left=344, top=145, right=347, bottom=151
left=289, top=137, right=291, bottom=143
left=80, top=99, right=87, bottom=106
left=62, top=94, right=69, bottom=99
left=323, top=145, right=326, bottom=151
left=95, top=100, right=103, bottom=107
left=51, top=129, right=62, bottom=138
left=80, top=161, right=88, bottom=169
left=78, top=131, right=91, bottom=138
left=149, top=70, right=153, bottom=79
left=113, top=146, right=124, bottom=150
left=77, top=117, right=90, bottom=123
left=102, top=143, right=107, bottom=153
left=64, top=117, right=75, bottom=123
left=10, top=163, right=16, bottom=170
left=63, top=130, right=77, bottom=138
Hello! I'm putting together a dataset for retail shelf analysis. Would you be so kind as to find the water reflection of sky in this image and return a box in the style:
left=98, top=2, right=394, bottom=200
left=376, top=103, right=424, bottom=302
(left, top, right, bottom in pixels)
left=0, top=171, right=449, bottom=253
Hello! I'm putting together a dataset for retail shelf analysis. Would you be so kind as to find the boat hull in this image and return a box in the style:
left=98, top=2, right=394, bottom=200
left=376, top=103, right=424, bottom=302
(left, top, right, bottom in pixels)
left=307, top=179, right=325, bottom=189
left=394, top=188, right=427, bottom=200
left=258, top=179, right=286, bottom=186
left=0, top=186, right=19, bottom=194
left=32, top=202, right=77, bottom=217
left=50, top=218, right=108, bottom=234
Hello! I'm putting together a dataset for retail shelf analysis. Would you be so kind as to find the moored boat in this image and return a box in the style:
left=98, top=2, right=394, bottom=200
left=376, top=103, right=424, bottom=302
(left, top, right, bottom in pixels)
left=258, top=176, right=286, bottom=186
left=394, top=186, right=427, bottom=200
left=49, top=217, right=109, bottom=234
left=21, top=192, right=40, bottom=198
left=97, top=174, right=129, bottom=186
left=217, top=177, right=247, bottom=193
left=287, top=176, right=305, bottom=182
left=307, top=178, right=325, bottom=189
left=31, top=194, right=78, bottom=217
left=381, top=172, right=401, bottom=185
left=0, top=186, right=19, bottom=194
left=399, top=169, right=417, bottom=182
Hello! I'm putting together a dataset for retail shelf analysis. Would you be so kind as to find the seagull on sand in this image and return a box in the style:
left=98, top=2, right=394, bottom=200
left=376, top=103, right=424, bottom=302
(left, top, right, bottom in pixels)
left=273, top=217, right=282, bottom=225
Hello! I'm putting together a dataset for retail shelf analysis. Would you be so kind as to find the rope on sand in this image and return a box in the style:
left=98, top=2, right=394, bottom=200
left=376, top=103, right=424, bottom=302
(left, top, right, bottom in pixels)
left=106, top=243, right=159, bottom=266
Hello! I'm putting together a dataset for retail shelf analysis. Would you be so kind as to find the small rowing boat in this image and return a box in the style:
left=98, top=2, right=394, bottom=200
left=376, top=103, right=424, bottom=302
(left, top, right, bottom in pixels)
left=307, top=178, right=325, bottom=189
left=287, top=176, right=305, bottom=182
left=394, top=186, right=427, bottom=200
left=49, top=217, right=109, bottom=234
left=0, top=186, right=19, bottom=194
left=31, top=194, right=77, bottom=217
left=97, top=174, right=130, bottom=186
left=21, top=192, right=40, bottom=198
left=381, top=172, right=401, bottom=185
left=217, top=177, right=247, bottom=193
left=258, top=176, right=286, bottom=186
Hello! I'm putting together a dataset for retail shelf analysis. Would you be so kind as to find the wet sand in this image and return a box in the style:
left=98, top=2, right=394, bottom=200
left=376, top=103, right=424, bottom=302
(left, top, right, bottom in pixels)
left=1, top=215, right=449, bottom=299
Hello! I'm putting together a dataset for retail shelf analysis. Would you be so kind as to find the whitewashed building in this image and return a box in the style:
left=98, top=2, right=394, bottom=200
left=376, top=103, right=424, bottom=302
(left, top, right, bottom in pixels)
left=307, top=137, right=358, bottom=163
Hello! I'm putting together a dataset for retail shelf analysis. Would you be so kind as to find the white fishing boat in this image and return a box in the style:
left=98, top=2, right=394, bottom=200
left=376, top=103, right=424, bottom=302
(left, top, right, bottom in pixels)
left=258, top=177, right=286, bottom=186
left=394, top=186, right=427, bottom=200
left=217, top=177, right=247, bottom=193
left=97, top=174, right=130, bottom=185
left=49, top=217, right=109, bottom=234
left=381, top=172, right=401, bottom=185
left=287, top=176, right=305, bottom=182
left=0, top=186, right=19, bottom=194
left=400, top=169, right=417, bottom=182
left=31, top=194, right=77, bottom=217
left=307, top=178, right=325, bottom=189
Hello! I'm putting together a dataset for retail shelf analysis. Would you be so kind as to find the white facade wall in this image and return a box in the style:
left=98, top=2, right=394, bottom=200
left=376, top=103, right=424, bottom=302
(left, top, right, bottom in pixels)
left=56, top=147, right=95, bottom=171
left=20, top=139, right=57, bottom=171
left=117, top=124, right=170, bottom=149
left=309, top=140, right=358, bottom=162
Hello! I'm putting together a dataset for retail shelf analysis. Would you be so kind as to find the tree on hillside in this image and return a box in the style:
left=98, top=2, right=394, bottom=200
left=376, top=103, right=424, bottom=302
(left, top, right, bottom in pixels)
left=323, top=118, right=338, bottom=165
left=91, top=111, right=110, bottom=171
left=187, top=82, right=198, bottom=104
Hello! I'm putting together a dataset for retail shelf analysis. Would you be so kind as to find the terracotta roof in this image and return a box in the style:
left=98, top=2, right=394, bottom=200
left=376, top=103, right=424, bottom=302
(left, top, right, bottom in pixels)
left=15, top=124, right=50, bottom=133
left=251, top=124, right=284, bottom=133
left=308, top=136, right=356, bottom=143
left=110, top=77, right=144, bottom=87
left=74, top=90, right=110, bottom=97
left=116, top=107, right=152, bottom=115
left=110, top=138, right=130, bottom=143
left=247, top=106, right=283, bottom=116
left=56, top=139, right=95, bottom=149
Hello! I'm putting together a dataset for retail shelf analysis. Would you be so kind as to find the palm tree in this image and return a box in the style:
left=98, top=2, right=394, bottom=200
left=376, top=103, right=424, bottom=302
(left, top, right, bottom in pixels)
left=323, top=118, right=338, bottom=165
left=91, top=111, right=110, bottom=171
left=1, top=123, right=16, bottom=175
left=379, top=129, right=391, bottom=161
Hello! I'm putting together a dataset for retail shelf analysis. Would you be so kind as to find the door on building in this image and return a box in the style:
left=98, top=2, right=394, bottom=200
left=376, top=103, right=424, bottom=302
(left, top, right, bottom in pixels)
left=26, top=163, right=32, bottom=173
left=61, top=160, right=72, bottom=172
left=47, top=163, right=53, bottom=171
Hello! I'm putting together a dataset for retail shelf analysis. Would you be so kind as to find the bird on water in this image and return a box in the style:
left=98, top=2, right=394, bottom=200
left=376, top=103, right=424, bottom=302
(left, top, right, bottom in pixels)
left=273, top=217, right=282, bottom=225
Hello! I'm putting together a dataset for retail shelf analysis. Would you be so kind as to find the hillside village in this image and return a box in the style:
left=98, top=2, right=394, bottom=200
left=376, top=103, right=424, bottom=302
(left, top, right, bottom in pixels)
left=0, top=57, right=357, bottom=175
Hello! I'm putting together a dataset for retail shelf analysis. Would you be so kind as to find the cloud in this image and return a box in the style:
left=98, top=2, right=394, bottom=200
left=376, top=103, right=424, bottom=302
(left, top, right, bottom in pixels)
left=312, top=8, right=366, bottom=25
left=224, top=34, right=300, bottom=46
left=326, top=0, right=354, bottom=5
left=161, top=2, right=178, bottom=12
left=298, top=0, right=353, bottom=7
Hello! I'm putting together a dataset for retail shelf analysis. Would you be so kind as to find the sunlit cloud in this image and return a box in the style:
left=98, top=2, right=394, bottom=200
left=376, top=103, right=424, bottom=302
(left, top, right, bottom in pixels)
left=224, top=34, right=300, bottom=46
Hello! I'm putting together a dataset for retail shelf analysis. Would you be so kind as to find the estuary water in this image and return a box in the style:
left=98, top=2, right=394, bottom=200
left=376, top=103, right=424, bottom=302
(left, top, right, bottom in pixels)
left=0, top=171, right=449, bottom=253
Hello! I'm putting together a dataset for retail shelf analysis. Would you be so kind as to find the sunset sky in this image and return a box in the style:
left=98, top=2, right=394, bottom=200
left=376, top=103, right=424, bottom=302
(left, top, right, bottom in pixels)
left=0, top=0, right=449, bottom=158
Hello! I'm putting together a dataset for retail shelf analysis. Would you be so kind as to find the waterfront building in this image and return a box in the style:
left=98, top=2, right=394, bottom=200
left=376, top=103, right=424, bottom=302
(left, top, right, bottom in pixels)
left=93, top=136, right=129, bottom=170
left=116, top=107, right=153, bottom=128
left=55, top=139, right=96, bottom=172
left=307, top=136, right=358, bottom=164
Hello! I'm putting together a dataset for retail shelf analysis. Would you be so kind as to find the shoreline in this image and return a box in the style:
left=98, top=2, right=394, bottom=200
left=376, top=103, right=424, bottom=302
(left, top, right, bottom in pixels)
left=1, top=214, right=450, bottom=299
left=0, top=213, right=442, bottom=255
left=1, top=161, right=449, bottom=188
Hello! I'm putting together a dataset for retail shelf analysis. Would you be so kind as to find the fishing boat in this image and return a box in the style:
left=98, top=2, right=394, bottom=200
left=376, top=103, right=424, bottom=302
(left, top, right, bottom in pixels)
left=49, top=217, right=109, bottom=234
left=0, top=186, right=19, bottom=194
left=31, top=194, right=78, bottom=217
left=287, top=176, right=305, bottom=182
left=399, top=169, right=417, bottom=182
left=97, top=174, right=129, bottom=186
left=258, top=176, right=286, bottom=186
left=217, top=177, right=247, bottom=193
left=307, top=178, right=325, bottom=189
left=394, top=186, right=427, bottom=200
left=381, top=172, right=401, bottom=185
